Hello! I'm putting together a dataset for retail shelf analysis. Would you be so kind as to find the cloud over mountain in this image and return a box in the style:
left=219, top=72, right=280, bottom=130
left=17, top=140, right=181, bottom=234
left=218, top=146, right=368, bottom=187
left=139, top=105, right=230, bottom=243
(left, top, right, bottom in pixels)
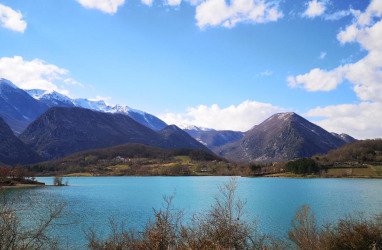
left=0, top=56, right=81, bottom=94
left=159, top=100, right=284, bottom=131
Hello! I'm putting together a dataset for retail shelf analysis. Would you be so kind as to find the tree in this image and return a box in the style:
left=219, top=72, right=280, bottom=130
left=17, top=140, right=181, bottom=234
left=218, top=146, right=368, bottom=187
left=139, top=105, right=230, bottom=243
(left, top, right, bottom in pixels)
left=53, top=176, right=68, bottom=186
left=286, top=158, right=320, bottom=174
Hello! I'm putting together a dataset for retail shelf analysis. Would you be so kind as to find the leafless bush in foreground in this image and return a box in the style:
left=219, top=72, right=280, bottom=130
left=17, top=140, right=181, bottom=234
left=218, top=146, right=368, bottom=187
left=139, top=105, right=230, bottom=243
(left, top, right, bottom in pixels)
left=0, top=191, right=65, bottom=250
left=88, top=178, right=382, bottom=250
left=289, top=205, right=382, bottom=250
left=87, top=178, right=283, bottom=250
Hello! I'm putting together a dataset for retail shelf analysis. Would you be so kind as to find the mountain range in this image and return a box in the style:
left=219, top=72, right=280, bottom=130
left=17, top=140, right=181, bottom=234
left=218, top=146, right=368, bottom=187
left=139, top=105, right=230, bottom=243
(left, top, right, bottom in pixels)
left=0, top=78, right=167, bottom=133
left=19, top=107, right=209, bottom=160
left=0, top=78, right=357, bottom=165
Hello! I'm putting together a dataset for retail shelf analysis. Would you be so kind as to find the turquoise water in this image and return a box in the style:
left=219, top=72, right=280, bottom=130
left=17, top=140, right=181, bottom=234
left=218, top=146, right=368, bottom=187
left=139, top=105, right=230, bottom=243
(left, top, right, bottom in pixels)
left=15, top=177, right=382, bottom=249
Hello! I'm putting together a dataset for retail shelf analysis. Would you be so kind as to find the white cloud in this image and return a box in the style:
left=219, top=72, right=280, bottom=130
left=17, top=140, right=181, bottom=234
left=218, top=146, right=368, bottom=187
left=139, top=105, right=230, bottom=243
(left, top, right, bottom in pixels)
left=259, top=69, right=273, bottom=76
left=303, top=0, right=326, bottom=18
left=288, top=0, right=382, bottom=102
left=0, top=56, right=78, bottom=94
left=306, top=102, right=382, bottom=139
left=89, top=95, right=112, bottom=102
left=167, top=0, right=182, bottom=6
left=289, top=0, right=382, bottom=139
left=76, top=0, right=125, bottom=14
left=141, top=0, right=154, bottom=6
left=318, top=51, right=327, bottom=59
left=323, top=9, right=359, bottom=21
left=0, top=3, right=27, bottom=32
left=287, top=67, right=346, bottom=91
left=195, top=0, right=282, bottom=28
left=159, top=100, right=284, bottom=131
left=76, top=0, right=283, bottom=28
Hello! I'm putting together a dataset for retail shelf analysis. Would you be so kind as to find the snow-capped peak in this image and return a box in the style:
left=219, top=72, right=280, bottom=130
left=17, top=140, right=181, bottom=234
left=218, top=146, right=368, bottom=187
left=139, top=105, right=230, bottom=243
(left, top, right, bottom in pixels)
left=23, top=86, right=167, bottom=131
left=72, top=98, right=113, bottom=112
left=112, top=104, right=131, bottom=114
left=183, top=125, right=215, bottom=131
left=26, top=89, right=48, bottom=99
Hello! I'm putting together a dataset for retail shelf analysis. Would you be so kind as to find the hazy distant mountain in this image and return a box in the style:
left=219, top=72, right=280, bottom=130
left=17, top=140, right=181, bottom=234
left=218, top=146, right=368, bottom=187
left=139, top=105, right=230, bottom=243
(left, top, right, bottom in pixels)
left=19, top=107, right=208, bottom=160
left=331, top=132, right=357, bottom=144
left=218, top=112, right=350, bottom=163
left=159, top=125, right=211, bottom=152
left=184, top=126, right=244, bottom=150
left=0, top=79, right=48, bottom=133
left=26, top=87, right=167, bottom=131
left=0, top=117, right=41, bottom=165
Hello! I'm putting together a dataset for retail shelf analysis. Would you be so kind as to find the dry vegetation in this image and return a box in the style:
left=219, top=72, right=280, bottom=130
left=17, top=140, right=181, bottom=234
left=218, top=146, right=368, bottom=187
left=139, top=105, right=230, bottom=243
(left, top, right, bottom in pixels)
left=314, top=139, right=382, bottom=178
left=0, top=166, right=44, bottom=187
left=289, top=205, right=382, bottom=250
left=87, top=178, right=382, bottom=250
left=0, top=191, right=65, bottom=249
left=87, top=178, right=281, bottom=249
left=25, top=144, right=254, bottom=177
left=268, top=139, right=382, bottom=178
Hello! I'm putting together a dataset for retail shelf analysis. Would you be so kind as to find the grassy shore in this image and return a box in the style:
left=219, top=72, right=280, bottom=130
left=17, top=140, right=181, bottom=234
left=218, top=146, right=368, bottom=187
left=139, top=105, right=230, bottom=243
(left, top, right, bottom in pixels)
left=0, top=178, right=45, bottom=188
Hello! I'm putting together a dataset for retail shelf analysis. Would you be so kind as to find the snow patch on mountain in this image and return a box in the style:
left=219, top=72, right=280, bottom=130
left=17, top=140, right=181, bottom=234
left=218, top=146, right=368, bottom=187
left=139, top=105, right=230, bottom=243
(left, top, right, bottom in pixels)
left=182, top=125, right=215, bottom=131
left=25, top=88, right=167, bottom=131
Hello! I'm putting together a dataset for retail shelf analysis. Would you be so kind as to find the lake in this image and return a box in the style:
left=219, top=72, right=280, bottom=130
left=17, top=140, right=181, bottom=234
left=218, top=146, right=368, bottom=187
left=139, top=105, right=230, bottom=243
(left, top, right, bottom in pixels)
left=12, top=176, right=382, bottom=249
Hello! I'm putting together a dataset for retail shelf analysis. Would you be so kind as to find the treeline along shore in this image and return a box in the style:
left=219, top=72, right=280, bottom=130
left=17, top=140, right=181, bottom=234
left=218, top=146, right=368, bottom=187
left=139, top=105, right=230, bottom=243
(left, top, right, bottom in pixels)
left=14, top=139, right=382, bottom=178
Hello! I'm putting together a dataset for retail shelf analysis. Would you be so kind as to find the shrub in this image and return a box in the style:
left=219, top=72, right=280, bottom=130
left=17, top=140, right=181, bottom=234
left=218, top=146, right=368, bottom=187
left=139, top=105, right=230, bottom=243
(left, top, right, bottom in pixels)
left=289, top=205, right=382, bottom=250
left=87, top=178, right=278, bottom=249
left=286, top=158, right=320, bottom=174
left=0, top=191, right=65, bottom=249
left=251, top=164, right=262, bottom=174
left=53, top=176, right=68, bottom=186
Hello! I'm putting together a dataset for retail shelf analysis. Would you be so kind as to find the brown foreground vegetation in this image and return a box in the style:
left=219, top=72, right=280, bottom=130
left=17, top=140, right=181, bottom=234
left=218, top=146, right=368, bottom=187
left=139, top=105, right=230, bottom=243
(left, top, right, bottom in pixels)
left=87, top=178, right=382, bottom=250
left=0, top=191, right=65, bottom=249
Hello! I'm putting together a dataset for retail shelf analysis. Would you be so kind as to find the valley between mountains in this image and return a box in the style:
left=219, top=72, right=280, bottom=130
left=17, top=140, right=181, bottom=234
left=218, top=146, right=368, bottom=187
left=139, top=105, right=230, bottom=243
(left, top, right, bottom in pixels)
left=1, top=78, right=381, bottom=178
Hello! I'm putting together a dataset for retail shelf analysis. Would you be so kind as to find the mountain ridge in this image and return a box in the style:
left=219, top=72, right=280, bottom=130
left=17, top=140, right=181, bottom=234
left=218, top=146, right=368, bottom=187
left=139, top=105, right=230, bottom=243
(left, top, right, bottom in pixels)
left=19, top=107, right=209, bottom=160
left=26, top=88, right=167, bottom=131
left=0, top=79, right=49, bottom=134
left=0, top=78, right=167, bottom=133
left=218, top=112, right=353, bottom=163
left=0, top=117, right=41, bottom=165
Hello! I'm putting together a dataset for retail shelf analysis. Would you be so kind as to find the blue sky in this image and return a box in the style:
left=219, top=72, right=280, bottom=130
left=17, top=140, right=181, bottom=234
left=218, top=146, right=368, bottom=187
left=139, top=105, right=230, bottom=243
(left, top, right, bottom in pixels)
left=0, top=0, right=381, bottom=138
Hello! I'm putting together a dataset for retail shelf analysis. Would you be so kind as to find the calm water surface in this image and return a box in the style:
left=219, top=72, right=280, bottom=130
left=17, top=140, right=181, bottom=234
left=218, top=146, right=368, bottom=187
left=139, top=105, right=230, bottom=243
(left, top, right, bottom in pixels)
left=14, top=176, right=382, bottom=249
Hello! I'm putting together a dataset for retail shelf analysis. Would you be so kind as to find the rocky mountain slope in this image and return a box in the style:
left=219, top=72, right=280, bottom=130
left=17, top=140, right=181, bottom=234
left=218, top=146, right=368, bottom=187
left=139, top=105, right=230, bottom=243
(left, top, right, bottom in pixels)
left=0, top=79, right=48, bottom=134
left=184, top=126, right=244, bottom=150
left=218, top=112, right=353, bottom=163
left=0, top=117, right=41, bottom=165
left=19, top=107, right=208, bottom=160
left=27, top=88, right=167, bottom=131
left=159, top=125, right=211, bottom=152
